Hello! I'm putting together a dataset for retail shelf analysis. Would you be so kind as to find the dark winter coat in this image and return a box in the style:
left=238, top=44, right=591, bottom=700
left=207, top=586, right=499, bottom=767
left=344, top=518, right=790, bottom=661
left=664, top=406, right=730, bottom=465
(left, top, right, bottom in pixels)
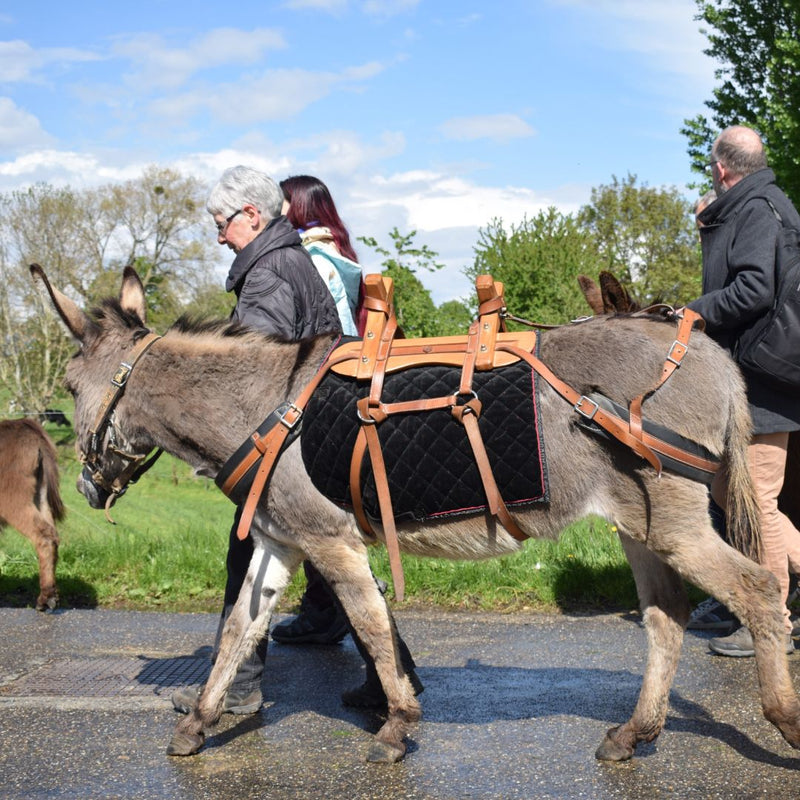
left=225, top=215, right=341, bottom=340
left=687, top=168, right=800, bottom=433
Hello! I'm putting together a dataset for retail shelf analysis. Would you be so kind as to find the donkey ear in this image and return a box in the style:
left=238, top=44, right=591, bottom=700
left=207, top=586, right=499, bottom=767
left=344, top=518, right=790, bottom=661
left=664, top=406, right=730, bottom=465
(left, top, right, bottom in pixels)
left=599, top=271, right=633, bottom=314
left=577, top=275, right=604, bottom=316
left=119, top=266, right=147, bottom=324
left=30, top=264, right=89, bottom=341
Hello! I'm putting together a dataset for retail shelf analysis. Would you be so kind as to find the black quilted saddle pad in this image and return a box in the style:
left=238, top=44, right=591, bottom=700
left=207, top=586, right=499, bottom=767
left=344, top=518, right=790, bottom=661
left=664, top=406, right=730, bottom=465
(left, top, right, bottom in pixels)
left=301, top=359, right=548, bottom=523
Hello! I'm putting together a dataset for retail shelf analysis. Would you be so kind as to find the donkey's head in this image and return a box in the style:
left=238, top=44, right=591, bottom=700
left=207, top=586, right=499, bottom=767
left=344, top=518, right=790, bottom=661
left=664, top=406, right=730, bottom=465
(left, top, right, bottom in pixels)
left=31, top=265, right=160, bottom=512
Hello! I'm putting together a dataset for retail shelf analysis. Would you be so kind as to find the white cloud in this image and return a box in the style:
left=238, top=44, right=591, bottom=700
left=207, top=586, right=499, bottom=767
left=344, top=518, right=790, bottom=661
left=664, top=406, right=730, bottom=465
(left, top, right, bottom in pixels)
left=550, top=0, right=714, bottom=87
left=362, top=0, right=420, bottom=15
left=0, top=97, right=53, bottom=151
left=439, top=114, right=536, bottom=144
left=356, top=171, right=558, bottom=231
left=0, top=39, right=100, bottom=82
left=149, top=62, right=386, bottom=125
left=0, top=149, right=144, bottom=190
left=113, top=27, right=287, bottom=92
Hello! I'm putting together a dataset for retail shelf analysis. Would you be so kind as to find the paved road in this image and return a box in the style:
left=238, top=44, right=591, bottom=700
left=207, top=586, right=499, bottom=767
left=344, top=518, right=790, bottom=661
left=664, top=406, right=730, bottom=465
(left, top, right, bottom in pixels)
left=0, top=606, right=798, bottom=799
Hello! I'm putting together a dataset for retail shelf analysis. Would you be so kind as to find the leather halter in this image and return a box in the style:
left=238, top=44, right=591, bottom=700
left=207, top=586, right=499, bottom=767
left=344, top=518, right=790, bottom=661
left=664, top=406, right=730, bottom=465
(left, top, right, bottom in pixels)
left=81, top=331, right=163, bottom=519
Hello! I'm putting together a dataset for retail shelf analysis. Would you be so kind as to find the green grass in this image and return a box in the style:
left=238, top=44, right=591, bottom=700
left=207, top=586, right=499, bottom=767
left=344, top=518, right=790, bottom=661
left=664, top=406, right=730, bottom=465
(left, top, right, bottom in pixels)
left=0, top=420, right=668, bottom=615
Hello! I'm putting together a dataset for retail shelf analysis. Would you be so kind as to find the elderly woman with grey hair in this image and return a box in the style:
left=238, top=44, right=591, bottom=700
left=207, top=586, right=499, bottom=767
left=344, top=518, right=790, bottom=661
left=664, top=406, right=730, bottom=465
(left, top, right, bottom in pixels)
left=172, top=165, right=341, bottom=716
left=206, top=165, right=341, bottom=338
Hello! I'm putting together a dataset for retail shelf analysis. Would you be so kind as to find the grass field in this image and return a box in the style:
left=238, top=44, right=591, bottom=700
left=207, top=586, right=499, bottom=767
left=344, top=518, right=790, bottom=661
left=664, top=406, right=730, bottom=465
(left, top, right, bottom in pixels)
left=0, top=418, right=684, bottom=616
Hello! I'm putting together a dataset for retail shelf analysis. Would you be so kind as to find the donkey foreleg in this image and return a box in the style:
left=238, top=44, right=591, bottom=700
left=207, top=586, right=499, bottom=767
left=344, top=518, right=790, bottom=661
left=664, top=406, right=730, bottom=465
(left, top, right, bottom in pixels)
left=167, top=536, right=302, bottom=756
left=307, top=539, right=421, bottom=763
left=596, top=532, right=689, bottom=761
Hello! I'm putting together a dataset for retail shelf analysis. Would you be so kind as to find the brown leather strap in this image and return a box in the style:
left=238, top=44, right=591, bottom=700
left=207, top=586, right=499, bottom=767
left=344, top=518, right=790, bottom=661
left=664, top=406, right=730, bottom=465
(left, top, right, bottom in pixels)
left=628, top=309, right=702, bottom=449
left=235, top=347, right=358, bottom=541
left=497, top=343, right=664, bottom=474
left=88, top=332, right=162, bottom=450
left=451, top=400, right=528, bottom=541
left=459, top=321, right=480, bottom=394
left=475, top=276, right=507, bottom=370
left=368, top=313, right=399, bottom=404
left=352, top=398, right=405, bottom=601
left=356, top=275, right=394, bottom=380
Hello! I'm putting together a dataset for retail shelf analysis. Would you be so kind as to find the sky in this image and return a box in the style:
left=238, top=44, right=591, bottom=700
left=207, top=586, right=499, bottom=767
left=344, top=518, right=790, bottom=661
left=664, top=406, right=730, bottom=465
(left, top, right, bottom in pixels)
left=0, top=0, right=718, bottom=304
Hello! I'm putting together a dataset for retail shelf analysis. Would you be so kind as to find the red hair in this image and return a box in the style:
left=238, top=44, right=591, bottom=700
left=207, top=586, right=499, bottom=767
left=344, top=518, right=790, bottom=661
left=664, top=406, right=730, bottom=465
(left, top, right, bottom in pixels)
left=279, top=175, right=359, bottom=262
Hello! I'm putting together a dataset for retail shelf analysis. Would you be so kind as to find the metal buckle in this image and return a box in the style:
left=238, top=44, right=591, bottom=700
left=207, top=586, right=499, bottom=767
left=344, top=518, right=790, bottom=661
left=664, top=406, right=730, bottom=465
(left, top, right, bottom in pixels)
left=574, top=395, right=599, bottom=420
left=667, top=340, right=687, bottom=366
left=111, top=362, right=133, bottom=387
left=356, top=405, right=378, bottom=424
left=278, top=403, right=302, bottom=430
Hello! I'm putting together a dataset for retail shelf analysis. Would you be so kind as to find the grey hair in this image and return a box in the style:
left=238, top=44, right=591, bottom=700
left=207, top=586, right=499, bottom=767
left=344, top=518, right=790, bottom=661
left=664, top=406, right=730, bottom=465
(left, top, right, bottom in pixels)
left=712, top=126, right=768, bottom=178
left=695, top=189, right=717, bottom=216
left=206, top=165, right=284, bottom=219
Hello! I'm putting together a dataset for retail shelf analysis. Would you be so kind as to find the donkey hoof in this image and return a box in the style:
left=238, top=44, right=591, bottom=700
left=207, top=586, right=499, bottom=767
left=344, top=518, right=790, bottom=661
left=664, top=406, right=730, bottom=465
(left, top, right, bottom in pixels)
left=776, top=719, right=800, bottom=750
left=36, top=595, right=58, bottom=612
left=366, top=739, right=406, bottom=763
left=166, top=730, right=205, bottom=756
left=595, top=731, right=634, bottom=762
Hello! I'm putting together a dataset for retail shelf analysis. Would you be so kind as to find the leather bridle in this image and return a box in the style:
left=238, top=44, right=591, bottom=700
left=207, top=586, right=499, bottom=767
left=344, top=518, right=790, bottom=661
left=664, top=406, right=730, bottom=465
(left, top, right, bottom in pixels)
left=80, top=331, right=163, bottom=520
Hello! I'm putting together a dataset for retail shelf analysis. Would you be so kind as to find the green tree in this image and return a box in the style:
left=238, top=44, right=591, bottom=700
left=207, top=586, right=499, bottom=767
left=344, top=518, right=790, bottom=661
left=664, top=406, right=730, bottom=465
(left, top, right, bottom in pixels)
left=0, top=167, right=219, bottom=413
left=577, top=174, right=702, bottom=306
left=465, top=209, right=601, bottom=326
left=683, top=1, right=800, bottom=203
left=358, top=228, right=452, bottom=338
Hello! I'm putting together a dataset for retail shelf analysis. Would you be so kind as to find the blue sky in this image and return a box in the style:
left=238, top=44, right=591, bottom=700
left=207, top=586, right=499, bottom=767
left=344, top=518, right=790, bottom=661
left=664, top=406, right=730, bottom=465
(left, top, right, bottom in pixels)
left=0, top=0, right=717, bottom=302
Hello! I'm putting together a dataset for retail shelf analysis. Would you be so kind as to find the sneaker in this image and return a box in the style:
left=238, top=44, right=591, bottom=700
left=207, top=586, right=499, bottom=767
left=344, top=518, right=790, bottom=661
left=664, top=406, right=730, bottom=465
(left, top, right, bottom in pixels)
left=687, top=597, right=738, bottom=631
left=708, top=626, right=794, bottom=658
left=341, top=670, right=425, bottom=709
left=271, top=606, right=349, bottom=645
left=171, top=684, right=262, bottom=715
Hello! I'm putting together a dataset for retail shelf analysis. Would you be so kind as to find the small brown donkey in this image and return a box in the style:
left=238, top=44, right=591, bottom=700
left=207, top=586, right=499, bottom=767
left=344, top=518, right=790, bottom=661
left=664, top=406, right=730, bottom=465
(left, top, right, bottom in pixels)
left=0, top=418, right=64, bottom=610
left=32, top=264, right=800, bottom=768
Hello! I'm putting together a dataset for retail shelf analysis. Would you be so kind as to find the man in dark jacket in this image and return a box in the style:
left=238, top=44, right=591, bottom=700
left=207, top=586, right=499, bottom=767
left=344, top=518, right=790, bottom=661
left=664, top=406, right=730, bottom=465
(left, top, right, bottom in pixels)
left=687, top=126, right=800, bottom=657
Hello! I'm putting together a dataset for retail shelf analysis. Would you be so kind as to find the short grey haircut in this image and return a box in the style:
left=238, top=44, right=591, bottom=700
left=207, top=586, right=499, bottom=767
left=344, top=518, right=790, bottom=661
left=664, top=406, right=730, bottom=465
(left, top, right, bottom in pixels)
left=712, top=126, right=768, bottom=178
left=206, top=165, right=284, bottom=220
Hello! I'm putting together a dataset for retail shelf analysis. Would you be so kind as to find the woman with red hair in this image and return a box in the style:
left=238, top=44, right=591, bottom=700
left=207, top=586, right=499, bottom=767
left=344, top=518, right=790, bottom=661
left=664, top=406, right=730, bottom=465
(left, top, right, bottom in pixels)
left=274, top=174, right=422, bottom=708
left=280, top=175, right=366, bottom=336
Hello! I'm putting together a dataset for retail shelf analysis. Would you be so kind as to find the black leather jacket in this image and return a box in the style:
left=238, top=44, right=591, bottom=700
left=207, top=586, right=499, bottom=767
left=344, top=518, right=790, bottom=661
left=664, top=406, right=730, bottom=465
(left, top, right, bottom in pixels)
left=226, top=215, right=341, bottom=340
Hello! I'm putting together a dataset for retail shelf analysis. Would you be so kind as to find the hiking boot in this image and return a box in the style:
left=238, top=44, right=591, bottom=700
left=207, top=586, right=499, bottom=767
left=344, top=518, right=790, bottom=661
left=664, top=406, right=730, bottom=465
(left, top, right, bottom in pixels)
left=171, top=684, right=262, bottom=715
left=271, top=606, right=349, bottom=645
left=341, top=670, right=424, bottom=709
left=708, top=626, right=794, bottom=658
left=687, top=597, right=738, bottom=632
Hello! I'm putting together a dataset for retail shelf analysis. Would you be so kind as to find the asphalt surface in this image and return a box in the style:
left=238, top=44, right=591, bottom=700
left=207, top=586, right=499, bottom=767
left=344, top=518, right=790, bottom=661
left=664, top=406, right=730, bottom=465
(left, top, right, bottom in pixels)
left=1, top=605, right=799, bottom=799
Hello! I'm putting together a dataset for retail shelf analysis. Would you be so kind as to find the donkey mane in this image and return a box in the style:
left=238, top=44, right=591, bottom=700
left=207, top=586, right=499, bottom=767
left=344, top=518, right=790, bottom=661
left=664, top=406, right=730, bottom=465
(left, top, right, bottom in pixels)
left=169, top=315, right=253, bottom=339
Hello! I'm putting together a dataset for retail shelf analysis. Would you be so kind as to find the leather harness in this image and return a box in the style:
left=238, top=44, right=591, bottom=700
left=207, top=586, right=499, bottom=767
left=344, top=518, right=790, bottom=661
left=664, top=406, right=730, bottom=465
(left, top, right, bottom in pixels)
left=217, top=275, right=714, bottom=602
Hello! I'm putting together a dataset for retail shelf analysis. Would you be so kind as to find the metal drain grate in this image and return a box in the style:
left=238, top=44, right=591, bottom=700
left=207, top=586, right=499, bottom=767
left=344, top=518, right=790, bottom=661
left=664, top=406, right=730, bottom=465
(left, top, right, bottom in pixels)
left=0, top=656, right=211, bottom=698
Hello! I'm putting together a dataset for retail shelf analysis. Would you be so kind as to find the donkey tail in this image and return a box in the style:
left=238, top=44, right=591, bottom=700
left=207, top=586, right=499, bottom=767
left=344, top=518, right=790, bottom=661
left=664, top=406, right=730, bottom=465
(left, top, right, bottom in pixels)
left=723, top=390, right=761, bottom=563
left=30, top=421, right=65, bottom=522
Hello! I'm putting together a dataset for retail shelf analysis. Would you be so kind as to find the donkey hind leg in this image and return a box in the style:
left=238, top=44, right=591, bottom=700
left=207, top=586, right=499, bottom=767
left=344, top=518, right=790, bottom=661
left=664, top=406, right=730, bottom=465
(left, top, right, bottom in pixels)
left=167, top=537, right=303, bottom=756
left=309, top=540, right=421, bottom=763
left=595, top=532, right=690, bottom=761
left=662, top=522, right=800, bottom=751
left=3, top=502, right=59, bottom=612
